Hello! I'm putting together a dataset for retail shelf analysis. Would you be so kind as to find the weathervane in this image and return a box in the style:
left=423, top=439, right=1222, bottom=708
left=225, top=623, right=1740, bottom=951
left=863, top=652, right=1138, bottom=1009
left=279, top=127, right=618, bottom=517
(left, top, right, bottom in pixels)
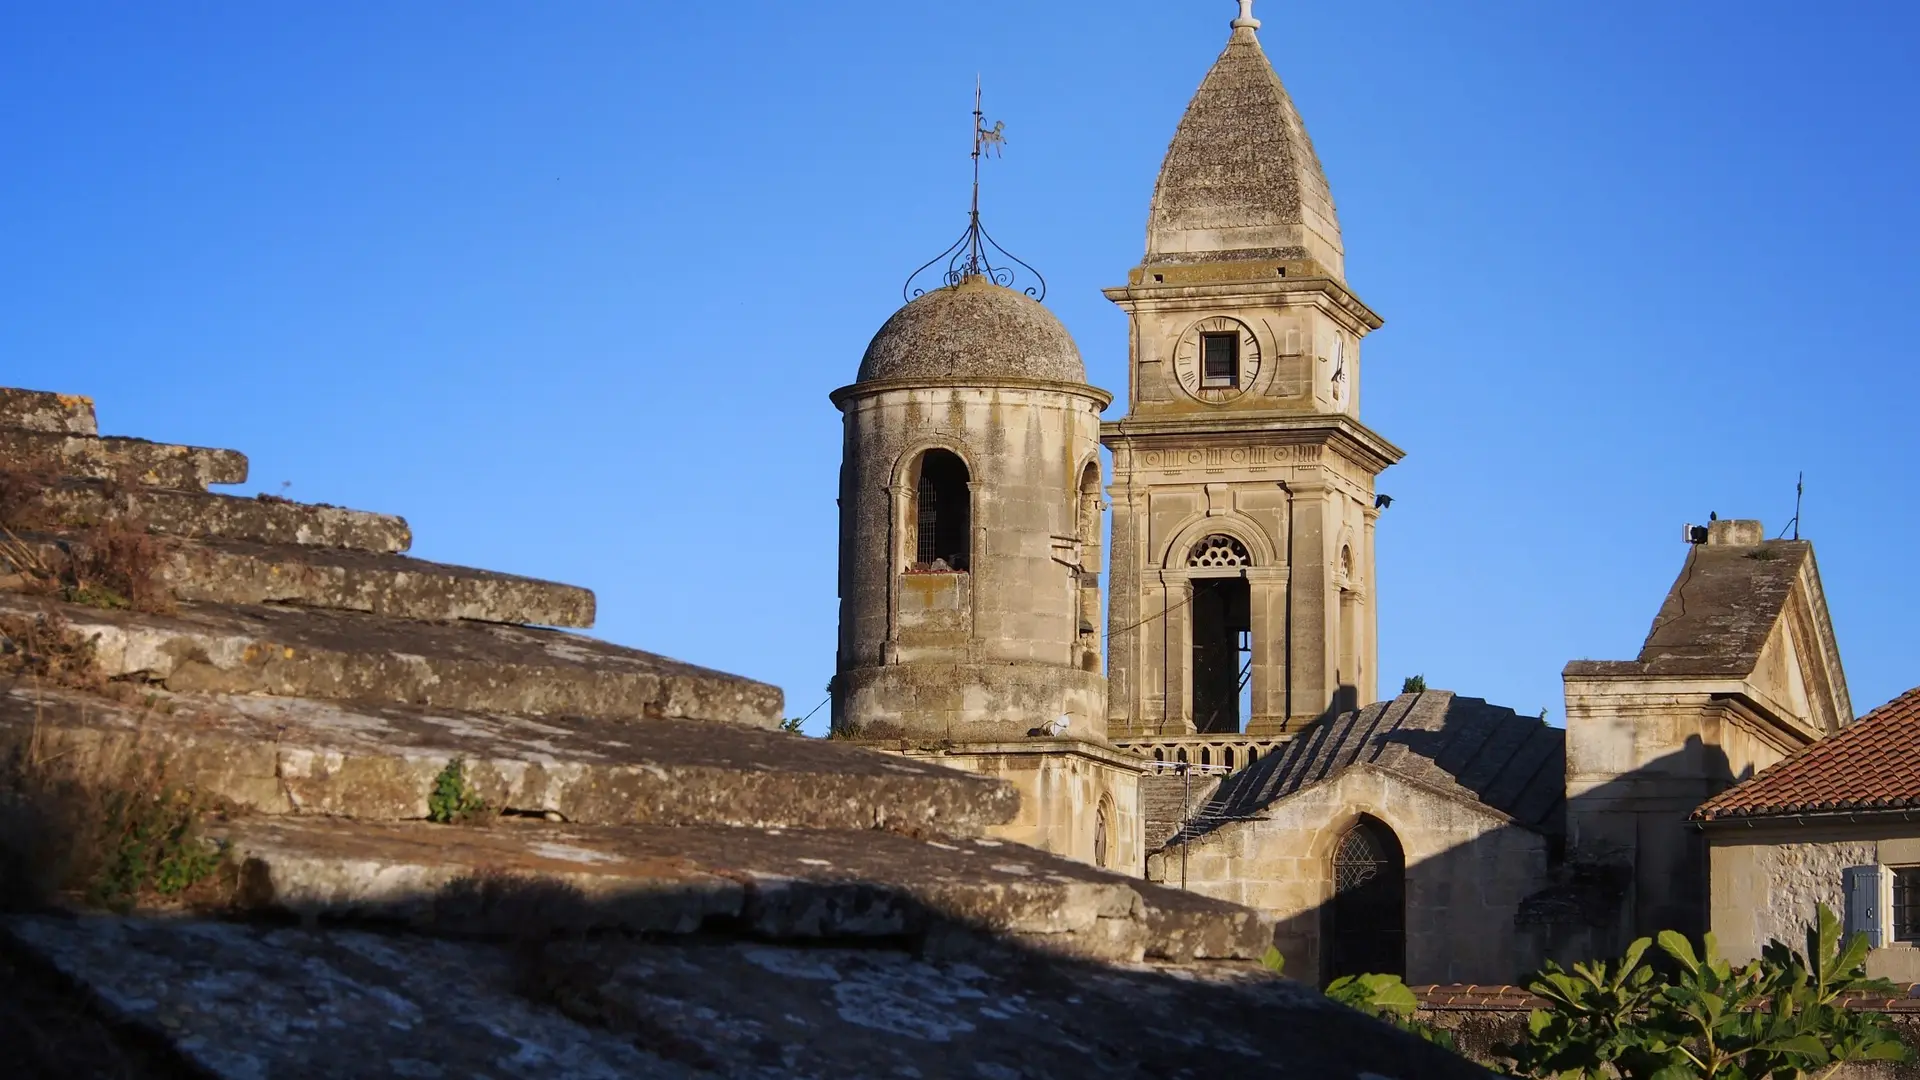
left=902, top=78, right=1046, bottom=302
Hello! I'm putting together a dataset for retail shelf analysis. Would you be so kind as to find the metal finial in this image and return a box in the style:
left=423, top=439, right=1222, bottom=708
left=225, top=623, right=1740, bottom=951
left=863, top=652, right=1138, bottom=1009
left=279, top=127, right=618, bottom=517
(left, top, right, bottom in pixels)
left=901, top=80, right=1046, bottom=302
left=1232, top=0, right=1261, bottom=30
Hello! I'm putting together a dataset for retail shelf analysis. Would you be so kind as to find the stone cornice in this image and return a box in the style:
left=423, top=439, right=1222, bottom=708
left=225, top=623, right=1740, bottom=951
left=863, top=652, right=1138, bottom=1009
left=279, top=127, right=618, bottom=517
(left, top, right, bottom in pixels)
left=831, top=376, right=1114, bottom=411
left=1103, top=274, right=1383, bottom=334
left=1101, top=413, right=1405, bottom=474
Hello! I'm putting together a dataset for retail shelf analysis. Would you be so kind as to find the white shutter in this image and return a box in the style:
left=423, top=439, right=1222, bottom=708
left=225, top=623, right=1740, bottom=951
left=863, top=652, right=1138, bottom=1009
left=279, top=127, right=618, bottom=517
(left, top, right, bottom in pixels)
left=1843, top=864, right=1884, bottom=948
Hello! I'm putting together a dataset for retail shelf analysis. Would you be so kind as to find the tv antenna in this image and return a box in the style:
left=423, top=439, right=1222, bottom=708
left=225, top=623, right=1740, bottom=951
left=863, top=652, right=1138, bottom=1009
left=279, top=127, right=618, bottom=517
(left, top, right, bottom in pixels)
left=1777, top=472, right=1803, bottom=540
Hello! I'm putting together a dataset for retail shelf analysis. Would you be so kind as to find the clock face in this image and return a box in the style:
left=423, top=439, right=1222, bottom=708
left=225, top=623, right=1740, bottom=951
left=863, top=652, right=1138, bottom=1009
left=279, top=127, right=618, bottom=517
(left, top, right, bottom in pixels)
left=1171, top=317, right=1262, bottom=404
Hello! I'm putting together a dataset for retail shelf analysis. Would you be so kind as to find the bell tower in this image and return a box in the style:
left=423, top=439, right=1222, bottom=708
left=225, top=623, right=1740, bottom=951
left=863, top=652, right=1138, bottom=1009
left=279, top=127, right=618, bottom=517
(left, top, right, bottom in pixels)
left=1103, top=1, right=1403, bottom=738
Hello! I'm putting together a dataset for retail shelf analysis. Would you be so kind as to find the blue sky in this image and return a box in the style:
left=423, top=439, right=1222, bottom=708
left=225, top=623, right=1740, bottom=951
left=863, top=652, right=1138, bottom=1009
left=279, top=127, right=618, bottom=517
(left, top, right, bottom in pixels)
left=4, top=2, right=1916, bottom=731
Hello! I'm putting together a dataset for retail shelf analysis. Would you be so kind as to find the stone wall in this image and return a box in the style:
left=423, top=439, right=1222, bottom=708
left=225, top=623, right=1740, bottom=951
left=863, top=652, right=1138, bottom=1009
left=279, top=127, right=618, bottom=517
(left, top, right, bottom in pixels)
left=884, top=741, right=1146, bottom=876
left=1709, top=821, right=1920, bottom=983
left=832, top=380, right=1109, bottom=741
left=1146, top=766, right=1553, bottom=983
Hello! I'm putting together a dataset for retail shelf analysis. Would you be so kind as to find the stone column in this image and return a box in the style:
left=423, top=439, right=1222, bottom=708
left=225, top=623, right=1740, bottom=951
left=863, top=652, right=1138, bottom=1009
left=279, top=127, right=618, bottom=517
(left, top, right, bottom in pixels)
left=1157, top=568, right=1194, bottom=735
left=1361, top=504, right=1381, bottom=705
left=882, top=480, right=910, bottom=663
left=1284, top=479, right=1333, bottom=727
left=1244, top=566, right=1288, bottom=735
left=1105, top=485, right=1145, bottom=731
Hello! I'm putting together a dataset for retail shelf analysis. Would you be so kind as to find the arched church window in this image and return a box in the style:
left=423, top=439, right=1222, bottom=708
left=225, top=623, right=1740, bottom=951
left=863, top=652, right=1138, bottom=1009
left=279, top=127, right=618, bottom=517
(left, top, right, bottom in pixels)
left=1187, top=534, right=1251, bottom=569
left=911, top=450, right=970, bottom=572
left=1325, top=817, right=1406, bottom=981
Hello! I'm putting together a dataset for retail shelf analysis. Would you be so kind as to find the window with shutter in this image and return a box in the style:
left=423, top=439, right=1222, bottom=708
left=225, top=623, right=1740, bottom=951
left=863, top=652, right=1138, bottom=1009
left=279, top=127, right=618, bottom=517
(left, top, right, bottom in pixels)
left=1843, top=864, right=1885, bottom=949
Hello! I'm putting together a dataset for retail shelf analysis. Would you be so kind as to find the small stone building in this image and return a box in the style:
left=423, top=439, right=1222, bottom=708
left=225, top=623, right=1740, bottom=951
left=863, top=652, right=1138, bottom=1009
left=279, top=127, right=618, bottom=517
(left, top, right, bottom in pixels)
left=1696, top=685, right=1920, bottom=984
left=1559, top=518, right=1851, bottom=955
left=1146, top=691, right=1564, bottom=985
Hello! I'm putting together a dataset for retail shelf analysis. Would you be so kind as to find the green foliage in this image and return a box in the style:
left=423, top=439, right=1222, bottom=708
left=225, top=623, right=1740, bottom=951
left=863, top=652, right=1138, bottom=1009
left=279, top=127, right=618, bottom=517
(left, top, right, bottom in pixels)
left=86, top=785, right=221, bottom=911
left=1260, top=946, right=1286, bottom=975
left=780, top=716, right=807, bottom=734
left=1324, top=972, right=1458, bottom=1052
left=1500, top=903, right=1912, bottom=1079
left=1401, top=675, right=1427, bottom=694
left=427, top=758, right=488, bottom=824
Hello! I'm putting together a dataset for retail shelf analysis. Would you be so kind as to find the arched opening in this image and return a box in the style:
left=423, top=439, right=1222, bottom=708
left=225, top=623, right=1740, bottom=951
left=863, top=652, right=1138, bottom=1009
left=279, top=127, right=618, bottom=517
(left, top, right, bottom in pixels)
left=1076, top=461, right=1102, bottom=669
left=910, top=450, right=970, bottom=572
left=1324, top=816, right=1406, bottom=982
left=1187, top=534, right=1252, bottom=735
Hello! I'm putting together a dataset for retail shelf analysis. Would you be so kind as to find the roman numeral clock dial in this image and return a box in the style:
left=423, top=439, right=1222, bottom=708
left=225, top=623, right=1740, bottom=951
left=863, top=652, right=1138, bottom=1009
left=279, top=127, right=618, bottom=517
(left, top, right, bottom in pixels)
left=1171, top=316, right=1262, bottom=404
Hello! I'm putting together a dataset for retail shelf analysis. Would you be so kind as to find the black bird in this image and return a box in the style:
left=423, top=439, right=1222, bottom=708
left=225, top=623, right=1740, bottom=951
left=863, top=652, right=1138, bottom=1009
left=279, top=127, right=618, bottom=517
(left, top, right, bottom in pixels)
left=1375, top=494, right=1394, bottom=510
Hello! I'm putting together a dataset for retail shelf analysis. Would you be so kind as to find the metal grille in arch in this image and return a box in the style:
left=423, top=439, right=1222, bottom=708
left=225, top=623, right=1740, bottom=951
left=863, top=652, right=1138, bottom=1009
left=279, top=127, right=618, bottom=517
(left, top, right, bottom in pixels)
left=1333, top=827, right=1389, bottom=893
left=1188, top=534, right=1252, bottom=568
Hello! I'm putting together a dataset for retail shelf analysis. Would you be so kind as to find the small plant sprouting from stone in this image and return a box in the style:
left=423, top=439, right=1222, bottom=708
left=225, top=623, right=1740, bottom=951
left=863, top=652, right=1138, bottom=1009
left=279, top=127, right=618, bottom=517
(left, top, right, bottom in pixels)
left=780, top=716, right=806, bottom=734
left=89, top=786, right=223, bottom=911
left=1401, top=674, right=1427, bottom=695
left=427, top=758, right=488, bottom=824
left=1260, top=946, right=1285, bottom=975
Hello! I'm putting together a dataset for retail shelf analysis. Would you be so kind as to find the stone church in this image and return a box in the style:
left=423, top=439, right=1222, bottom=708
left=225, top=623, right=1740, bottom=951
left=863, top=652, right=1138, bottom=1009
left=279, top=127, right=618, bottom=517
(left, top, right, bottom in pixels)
left=830, top=2, right=1855, bottom=986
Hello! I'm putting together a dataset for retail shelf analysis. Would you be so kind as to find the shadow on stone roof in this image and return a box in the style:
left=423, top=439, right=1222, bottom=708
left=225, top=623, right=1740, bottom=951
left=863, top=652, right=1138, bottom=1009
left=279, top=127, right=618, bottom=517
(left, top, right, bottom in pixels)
left=1176, top=691, right=1565, bottom=846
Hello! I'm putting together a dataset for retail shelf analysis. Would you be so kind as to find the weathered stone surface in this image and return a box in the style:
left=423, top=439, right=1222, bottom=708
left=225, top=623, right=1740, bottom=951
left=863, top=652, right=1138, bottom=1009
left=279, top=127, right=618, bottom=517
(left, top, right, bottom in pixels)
left=1145, top=21, right=1344, bottom=276
left=3, top=529, right=593, bottom=627
left=0, top=429, right=248, bottom=490
left=855, top=276, right=1088, bottom=385
left=0, top=388, right=97, bottom=435
left=0, top=683, right=1017, bottom=833
left=35, top=477, right=412, bottom=552
left=0, top=592, right=780, bottom=727
left=213, top=817, right=1227, bottom=961
left=6, top=916, right=1496, bottom=1079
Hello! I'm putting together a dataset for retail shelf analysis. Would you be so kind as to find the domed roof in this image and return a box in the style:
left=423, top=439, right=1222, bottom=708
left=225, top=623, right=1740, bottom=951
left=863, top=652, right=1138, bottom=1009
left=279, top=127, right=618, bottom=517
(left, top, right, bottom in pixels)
left=1145, top=16, right=1345, bottom=279
left=857, top=275, right=1086, bottom=385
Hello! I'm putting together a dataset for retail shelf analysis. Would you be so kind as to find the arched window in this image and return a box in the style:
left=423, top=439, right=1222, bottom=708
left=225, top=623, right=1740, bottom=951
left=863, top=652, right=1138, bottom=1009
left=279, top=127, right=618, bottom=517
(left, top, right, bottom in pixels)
left=911, top=450, right=970, bottom=571
left=1324, top=816, right=1406, bottom=981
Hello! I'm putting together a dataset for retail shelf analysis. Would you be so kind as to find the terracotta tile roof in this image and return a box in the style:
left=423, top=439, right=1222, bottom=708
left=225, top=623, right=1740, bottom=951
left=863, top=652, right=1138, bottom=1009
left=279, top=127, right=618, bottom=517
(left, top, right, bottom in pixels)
left=1412, top=985, right=1542, bottom=1010
left=1693, top=685, right=1920, bottom=821
left=1412, top=985, right=1920, bottom=1013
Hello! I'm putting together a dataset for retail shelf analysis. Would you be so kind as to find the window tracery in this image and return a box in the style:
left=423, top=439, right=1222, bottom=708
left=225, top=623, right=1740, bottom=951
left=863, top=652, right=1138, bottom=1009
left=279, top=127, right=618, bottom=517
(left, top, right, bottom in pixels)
left=1187, top=534, right=1252, bottom=569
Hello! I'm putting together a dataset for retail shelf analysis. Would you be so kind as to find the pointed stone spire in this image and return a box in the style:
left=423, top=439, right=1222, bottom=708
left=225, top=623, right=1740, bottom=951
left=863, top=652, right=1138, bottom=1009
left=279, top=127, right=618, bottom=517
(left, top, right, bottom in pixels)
left=1143, top=3, right=1345, bottom=280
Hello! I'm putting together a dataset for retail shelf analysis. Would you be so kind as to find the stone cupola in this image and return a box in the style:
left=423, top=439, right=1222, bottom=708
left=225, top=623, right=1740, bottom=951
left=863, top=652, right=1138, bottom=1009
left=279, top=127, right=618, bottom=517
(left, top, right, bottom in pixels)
left=830, top=271, right=1112, bottom=742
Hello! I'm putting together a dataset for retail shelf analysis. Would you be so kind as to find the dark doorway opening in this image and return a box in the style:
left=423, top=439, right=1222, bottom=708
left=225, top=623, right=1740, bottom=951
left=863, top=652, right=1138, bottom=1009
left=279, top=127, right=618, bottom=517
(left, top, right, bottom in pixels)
left=1191, top=576, right=1250, bottom=734
left=1324, top=816, right=1406, bottom=982
left=912, top=450, right=970, bottom=571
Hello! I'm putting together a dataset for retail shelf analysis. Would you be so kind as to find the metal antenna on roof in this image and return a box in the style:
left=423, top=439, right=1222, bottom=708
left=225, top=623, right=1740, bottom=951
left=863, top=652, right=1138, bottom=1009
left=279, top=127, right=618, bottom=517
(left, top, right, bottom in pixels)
left=901, top=80, right=1045, bottom=302
left=1778, top=472, right=1804, bottom=540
